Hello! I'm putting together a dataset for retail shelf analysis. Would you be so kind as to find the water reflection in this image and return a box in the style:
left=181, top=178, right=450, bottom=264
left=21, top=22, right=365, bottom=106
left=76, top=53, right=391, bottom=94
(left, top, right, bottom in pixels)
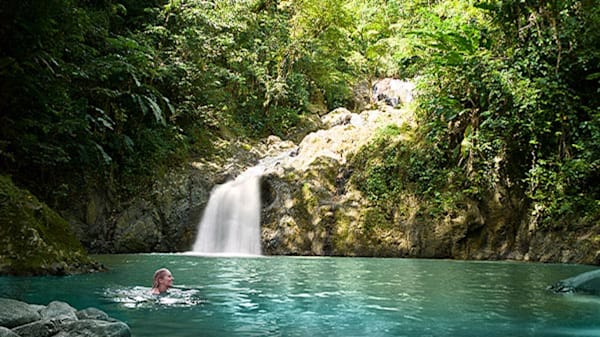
left=1, top=255, right=599, bottom=337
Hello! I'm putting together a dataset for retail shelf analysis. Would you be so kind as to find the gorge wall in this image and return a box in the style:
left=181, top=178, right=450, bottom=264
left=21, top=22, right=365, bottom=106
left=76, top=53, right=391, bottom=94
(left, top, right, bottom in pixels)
left=258, top=103, right=600, bottom=265
left=10, top=79, right=597, bottom=268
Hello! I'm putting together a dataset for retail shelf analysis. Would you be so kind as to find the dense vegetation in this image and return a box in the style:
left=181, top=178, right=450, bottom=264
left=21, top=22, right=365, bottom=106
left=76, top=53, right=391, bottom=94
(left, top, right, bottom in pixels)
left=1, top=0, right=598, bottom=251
left=354, top=0, right=600, bottom=231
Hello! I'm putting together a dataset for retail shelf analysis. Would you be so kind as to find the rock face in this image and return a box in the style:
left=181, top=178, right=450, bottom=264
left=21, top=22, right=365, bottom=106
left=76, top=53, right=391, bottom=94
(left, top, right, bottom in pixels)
left=372, top=78, right=415, bottom=107
left=64, top=138, right=268, bottom=253
left=259, top=93, right=600, bottom=264
left=0, top=176, right=102, bottom=276
left=261, top=105, right=416, bottom=256
left=42, top=76, right=599, bottom=264
left=0, top=299, right=130, bottom=337
left=65, top=165, right=214, bottom=253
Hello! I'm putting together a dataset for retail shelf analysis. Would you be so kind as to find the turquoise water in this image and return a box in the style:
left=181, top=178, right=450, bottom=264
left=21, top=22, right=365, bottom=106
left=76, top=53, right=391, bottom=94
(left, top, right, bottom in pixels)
left=1, top=254, right=599, bottom=337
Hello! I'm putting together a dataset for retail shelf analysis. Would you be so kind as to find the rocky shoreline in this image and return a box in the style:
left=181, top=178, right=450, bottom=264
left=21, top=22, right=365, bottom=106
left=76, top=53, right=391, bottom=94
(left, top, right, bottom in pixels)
left=0, top=298, right=130, bottom=337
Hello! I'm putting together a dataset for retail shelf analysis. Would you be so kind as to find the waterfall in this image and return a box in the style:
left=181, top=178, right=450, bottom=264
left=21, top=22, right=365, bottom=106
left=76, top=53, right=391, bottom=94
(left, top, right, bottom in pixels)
left=191, top=167, right=263, bottom=256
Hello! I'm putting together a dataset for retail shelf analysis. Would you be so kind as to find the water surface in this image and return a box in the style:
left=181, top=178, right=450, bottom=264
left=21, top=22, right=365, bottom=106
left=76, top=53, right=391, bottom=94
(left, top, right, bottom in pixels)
left=1, top=255, right=599, bottom=337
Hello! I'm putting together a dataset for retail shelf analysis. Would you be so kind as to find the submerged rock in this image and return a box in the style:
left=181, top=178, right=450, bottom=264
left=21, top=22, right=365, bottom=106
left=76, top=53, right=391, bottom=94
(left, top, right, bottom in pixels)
left=0, top=299, right=130, bottom=337
left=549, top=269, right=600, bottom=295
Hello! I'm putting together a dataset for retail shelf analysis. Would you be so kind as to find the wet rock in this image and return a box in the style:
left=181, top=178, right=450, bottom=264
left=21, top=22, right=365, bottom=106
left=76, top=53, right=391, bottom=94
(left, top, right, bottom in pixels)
left=75, top=308, right=111, bottom=322
left=11, top=319, right=58, bottom=337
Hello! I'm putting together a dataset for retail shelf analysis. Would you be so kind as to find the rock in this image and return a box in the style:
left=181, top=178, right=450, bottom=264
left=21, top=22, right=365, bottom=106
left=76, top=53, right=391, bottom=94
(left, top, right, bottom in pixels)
left=40, top=301, right=78, bottom=322
left=261, top=104, right=416, bottom=256
left=11, top=319, right=58, bottom=337
left=65, top=162, right=216, bottom=253
left=0, top=176, right=101, bottom=276
left=0, top=327, right=19, bottom=337
left=321, top=107, right=353, bottom=128
left=0, top=298, right=41, bottom=328
left=349, top=80, right=372, bottom=112
left=0, top=299, right=130, bottom=337
left=372, top=78, right=415, bottom=107
left=58, top=320, right=130, bottom=337
left=76, top=308, right=111, bottom=321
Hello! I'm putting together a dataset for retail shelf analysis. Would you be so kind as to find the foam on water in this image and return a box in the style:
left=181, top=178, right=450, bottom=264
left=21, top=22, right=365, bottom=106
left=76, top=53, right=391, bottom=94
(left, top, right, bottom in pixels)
left=103, top=286, right=204, bottom=308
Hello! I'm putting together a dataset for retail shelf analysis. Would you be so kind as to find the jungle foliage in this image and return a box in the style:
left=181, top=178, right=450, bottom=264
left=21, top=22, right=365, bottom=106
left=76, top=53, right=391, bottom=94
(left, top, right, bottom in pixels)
left=355, top=0, right=600, bottom=229
left=1, top=0, right=598, bottom=230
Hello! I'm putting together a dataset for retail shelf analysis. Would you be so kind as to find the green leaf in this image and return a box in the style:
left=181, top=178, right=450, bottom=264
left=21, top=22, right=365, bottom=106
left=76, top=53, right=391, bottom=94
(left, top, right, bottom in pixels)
left=144, top=96, right=165, bottom=125
left=94, top=143, right=112, bottom=165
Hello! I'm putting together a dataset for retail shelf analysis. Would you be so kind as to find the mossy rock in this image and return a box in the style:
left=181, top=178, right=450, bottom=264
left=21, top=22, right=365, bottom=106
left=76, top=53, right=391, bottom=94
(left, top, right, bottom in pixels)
left=0, top=175, right=101, bottom=275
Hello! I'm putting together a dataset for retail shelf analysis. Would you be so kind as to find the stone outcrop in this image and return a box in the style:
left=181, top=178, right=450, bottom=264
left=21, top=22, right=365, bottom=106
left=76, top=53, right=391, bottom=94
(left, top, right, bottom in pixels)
left=258, top=90, right=600, bottom=264
left=261, top=105, right=416, bottom=256
left=18, top=75, right=596, bottom=265
left=0, top=176, right=103, bottom=276
left=0, top=299, right=129, bottom=337
left=63, top=138, right=270, bottom=253
left=372, top=78, right=415, bottom=107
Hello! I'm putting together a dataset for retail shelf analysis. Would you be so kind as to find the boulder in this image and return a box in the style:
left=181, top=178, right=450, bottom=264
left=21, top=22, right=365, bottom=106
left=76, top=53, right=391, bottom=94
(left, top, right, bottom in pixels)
left=0, top=299, right=130, bottom=337
left=0, top=299, right=41, bottom=328
left=0, top=176, right=102, bottom=276
left=40, top=301, right=78, bottom=322
left=11, top=319, right=58, bottom=337
left=372, top=78, right=415, bottom=107
left=261, top=105, right=416, bottom=255
left=75, top=308, right=111, bottom=321
left=58, top=320, right=130, bottom=337
left=0, top=327, right=19, bottom=337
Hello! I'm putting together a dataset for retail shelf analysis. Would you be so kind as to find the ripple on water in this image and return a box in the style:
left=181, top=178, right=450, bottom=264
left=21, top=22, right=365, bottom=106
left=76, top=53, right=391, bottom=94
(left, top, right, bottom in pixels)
left=103, top=286, right=204, bottom=308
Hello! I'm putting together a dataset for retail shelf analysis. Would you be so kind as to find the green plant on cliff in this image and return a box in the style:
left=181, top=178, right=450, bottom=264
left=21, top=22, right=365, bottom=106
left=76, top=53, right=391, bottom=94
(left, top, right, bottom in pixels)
left=0, top=176, right=100, bottom=275
left=355, top=0, right=599, bottom=234
left=351, top=123, right=467, bottom=227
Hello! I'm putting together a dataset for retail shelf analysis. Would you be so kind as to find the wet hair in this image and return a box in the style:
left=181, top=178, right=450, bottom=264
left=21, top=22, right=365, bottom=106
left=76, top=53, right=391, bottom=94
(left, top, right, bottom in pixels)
left=152, top=268, right=170, bottom=289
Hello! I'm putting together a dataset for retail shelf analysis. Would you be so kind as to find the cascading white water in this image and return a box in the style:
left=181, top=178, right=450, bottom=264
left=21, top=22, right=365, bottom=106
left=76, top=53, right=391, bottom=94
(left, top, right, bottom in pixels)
left=191, top=167, right=263, bottom=255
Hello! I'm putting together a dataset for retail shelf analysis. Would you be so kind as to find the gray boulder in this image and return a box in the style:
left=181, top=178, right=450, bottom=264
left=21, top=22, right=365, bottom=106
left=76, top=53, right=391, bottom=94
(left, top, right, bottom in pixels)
left=372, top=78, right=415, bottom=107
left=40, top=301, right=78, bottom=322
left=58, top=320, right=130, bottom=337
left=76, top=308, right=111, bottom=321
left=0, top=299, right=41, bottom=329
left=550, top=269, right=600, bottom=294
left=0, top=298, right=131, bottom=337
left=11, top=319, right=58, bottom=337
left=0, top=327, right=19, bottom=337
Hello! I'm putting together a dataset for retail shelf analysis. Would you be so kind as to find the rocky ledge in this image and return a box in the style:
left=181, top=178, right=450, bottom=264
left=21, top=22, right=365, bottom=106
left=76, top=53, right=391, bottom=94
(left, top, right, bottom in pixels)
left=0, top=298, right=130, bottom=337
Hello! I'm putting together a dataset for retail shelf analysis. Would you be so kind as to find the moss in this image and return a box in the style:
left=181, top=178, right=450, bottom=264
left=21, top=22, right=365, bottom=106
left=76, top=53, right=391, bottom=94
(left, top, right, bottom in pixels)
left=301, top=183, right=318, bottom=214
left=0, top=175, right=101, bottom=276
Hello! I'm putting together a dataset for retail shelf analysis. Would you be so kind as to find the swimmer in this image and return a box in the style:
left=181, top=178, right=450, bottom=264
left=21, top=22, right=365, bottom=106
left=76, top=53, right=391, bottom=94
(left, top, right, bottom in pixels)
left=151, top=268, right=174, bottom=295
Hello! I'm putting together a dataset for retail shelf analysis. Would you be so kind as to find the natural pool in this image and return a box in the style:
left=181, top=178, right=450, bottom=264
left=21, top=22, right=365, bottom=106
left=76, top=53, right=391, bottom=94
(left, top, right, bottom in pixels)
left=1, top=254, right=599, bottom=337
